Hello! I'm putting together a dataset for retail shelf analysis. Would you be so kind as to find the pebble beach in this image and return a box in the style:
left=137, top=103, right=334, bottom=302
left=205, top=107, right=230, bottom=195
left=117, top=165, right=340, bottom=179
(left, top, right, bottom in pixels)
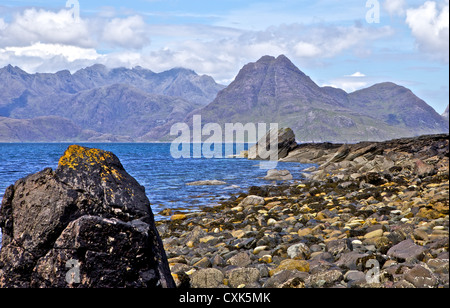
left=157, top=134, right=449, bottom=288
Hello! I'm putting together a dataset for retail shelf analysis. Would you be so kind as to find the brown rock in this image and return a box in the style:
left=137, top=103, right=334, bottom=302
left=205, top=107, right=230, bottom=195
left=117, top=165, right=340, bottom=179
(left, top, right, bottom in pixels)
left=387, top=239, right=428, bottom=262
left=404, top=265, right=439, bottom=288
left=269, top=259, right=310, bottom=276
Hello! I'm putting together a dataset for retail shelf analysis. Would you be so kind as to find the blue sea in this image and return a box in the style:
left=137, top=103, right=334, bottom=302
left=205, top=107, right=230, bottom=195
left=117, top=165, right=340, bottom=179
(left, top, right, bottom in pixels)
left=0, top=143, right=312, bottom=246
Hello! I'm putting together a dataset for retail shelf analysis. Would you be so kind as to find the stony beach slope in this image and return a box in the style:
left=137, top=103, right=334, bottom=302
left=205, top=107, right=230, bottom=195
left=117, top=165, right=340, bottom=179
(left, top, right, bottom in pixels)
left=158, top=133, right=449, bottom=288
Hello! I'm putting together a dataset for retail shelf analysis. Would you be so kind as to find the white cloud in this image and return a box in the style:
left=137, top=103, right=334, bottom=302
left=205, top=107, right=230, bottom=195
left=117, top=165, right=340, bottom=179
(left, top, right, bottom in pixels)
left=325, top=71, right=374, bottom=92
left=0, top=18, right=6, bottom=30
left=324, top=78, right=369, bottom=93
left=294, top=41, right=322, bottom=58
left=346, top=72, right=366, bottom=77
left=0, top=6, right=394, bottom=84
left=0, top=8, right=153, bottom=50
left=325, top=80, right=369, bottom=93
left=4, top=43, right=100, bottom=62
left=281, top=23, right=393, bottom=59
left=406, top=1, right=449, bottom=63
left=0, top=42, right=102, bottom=73
left=383, top=0, right=407, bottom=16
left=0, top=8, right=94, bottom=48
left=101, top=15, right=150, bottom=49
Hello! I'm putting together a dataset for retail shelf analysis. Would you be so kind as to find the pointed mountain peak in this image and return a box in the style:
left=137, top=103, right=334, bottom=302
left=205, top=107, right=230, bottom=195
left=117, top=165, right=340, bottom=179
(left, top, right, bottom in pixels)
left=251, top=55, right=307, bottom=77
left=255, top=54, right=295, bottom=65
left=1, top=64, right=28, bottom=75
left=164, top=67, right=197, bottom=76
left=75, top=64, right=109, bottom=75
left=86, top=64, right=109, bottom=72
left=256, top=55, right=276, bottom=63
left=275, top=54, right=292, bottom=64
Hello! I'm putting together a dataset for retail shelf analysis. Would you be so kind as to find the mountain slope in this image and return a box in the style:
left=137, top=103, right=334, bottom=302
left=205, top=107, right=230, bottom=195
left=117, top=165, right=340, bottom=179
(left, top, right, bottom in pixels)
left=443, top=105, right=449, bottom=121
left=8, top=84, right=202, bottom=139
left=198, top=55, right=343, bottom=121
left=0, top=116, right=134, bottom=143
left=348, top=83, right=447, bottom=133
left=185, top=55, right=448, bottom=143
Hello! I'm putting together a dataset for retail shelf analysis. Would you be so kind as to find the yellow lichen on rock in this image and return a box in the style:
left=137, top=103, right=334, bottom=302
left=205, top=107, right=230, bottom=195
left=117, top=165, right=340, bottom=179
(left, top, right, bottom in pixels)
left=58, top=145, right=123, bottom=181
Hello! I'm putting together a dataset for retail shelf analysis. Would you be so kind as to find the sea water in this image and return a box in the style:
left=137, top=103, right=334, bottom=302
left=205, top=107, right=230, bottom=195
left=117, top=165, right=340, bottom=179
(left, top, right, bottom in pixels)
left=0, top=143, right=313, bottom=246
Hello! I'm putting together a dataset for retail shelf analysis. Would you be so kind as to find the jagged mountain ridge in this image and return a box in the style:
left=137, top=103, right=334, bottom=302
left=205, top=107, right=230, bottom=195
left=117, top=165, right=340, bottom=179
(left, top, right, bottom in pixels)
left=0, top=64, right=224, bottom=142
left=0, top=64, right=224, bottom=111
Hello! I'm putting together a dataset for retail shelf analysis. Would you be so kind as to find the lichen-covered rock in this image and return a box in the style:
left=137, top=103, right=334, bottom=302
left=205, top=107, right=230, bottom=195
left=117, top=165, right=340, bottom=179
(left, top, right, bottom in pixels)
left=0, top=145, right=175, bottom=288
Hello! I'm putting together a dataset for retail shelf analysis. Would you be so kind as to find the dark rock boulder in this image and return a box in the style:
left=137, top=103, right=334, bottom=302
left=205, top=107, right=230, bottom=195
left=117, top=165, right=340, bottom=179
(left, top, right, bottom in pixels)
left=248, top=127, right=297, bottom=161
left=0, top=145, right=175, bottom=288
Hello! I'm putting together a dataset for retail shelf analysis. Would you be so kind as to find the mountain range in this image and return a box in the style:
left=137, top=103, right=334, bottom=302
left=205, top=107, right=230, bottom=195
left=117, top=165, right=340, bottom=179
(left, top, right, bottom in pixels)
left=0, top=55, right=448, bottom=143
left=193, top=55, right=448, bottom=143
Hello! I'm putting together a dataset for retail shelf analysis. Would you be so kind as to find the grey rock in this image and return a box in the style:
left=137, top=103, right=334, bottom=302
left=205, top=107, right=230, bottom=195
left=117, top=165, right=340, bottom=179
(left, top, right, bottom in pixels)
left=344, top=270, right=367, bottom=282
left=393, top=280, right=416, bottom=288
left=326, top=239, right=352, bottom=257
left=287, top=243, right=311, bottom=260
left=263, top=270, right=309, bottom=288
left=426, top=259, right=449, bottom=274
left=264, top=169, right=293, bottom=181
left=190, top=268, right=225, bottom=288
left=228, top=268, right=261, bottom=288
left=211, top=255, right=225, bottom=267
left=306, top=270, right=344, bottom=288
left=414, top=159, right=436, bottom=178
left=335, top=252, right=371, bottom=271
left=183, top=226, right=207, bottom=245
left=226, top=252, right=252, bottom=267
left=238, top=195, right=265, bottom=207
left=186, top=180, right=227, bottom=186
left=387, top=239, right=428, bottom=262
left=248, top=127, right=297, bottom=160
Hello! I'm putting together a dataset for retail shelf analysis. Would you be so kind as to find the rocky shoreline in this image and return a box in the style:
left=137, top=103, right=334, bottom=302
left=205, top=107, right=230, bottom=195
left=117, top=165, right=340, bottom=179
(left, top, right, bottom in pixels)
left=157, top=134, right=449, bottom=288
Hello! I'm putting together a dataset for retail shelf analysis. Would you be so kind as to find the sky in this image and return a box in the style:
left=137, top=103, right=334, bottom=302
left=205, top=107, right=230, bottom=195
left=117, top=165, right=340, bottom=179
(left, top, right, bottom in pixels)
left=0, top=0, right=448, bottom=113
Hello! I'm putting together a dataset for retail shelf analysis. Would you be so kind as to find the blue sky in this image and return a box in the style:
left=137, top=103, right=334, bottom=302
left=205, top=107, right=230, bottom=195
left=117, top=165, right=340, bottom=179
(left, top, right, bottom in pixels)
left=0, top=0, right=448, bottom=113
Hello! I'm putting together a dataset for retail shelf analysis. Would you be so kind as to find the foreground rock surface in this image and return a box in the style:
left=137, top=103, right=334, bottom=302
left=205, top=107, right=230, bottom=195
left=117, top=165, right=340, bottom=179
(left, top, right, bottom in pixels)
left=159, top=134, right=449, bottom=288
left=0, top=145, right=175, bottom=288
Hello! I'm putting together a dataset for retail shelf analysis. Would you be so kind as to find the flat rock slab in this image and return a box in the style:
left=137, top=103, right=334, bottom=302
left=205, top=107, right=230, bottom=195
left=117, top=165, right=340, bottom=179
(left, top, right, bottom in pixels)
left=264, top=169, right=293, bottom=181
left=387, top=239, right=428, bottom=261
left=186, top=180, right=227, bottom=186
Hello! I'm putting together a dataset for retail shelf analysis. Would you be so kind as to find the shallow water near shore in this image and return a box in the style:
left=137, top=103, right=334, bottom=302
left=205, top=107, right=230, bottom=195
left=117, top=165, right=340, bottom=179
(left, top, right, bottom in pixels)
left=0, top=143, right=312, bottom=246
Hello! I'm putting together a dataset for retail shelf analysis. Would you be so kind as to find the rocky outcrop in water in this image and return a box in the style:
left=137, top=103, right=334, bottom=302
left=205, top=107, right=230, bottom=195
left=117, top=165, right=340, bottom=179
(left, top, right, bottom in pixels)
left=0, top=145, right=175, bottom=288
left=248, top=127, right=297, bottom=161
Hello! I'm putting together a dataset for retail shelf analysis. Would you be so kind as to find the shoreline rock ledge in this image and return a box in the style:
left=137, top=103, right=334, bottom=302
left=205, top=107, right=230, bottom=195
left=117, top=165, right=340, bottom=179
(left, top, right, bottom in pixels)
left=0, top=145, right=175, bottom=288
